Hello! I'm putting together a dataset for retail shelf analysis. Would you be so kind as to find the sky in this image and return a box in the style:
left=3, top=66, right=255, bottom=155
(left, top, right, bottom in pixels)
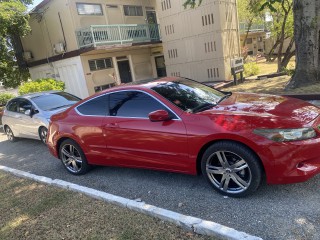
left=28, top=0, right=43, bottom=11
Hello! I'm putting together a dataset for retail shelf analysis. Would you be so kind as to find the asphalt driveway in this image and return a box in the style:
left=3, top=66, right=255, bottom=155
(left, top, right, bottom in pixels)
left=0, top=132, right=319, bottom=240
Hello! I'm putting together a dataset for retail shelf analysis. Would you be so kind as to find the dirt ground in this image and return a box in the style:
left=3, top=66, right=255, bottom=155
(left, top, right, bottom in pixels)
left=222, top=75, right=320, bottom=95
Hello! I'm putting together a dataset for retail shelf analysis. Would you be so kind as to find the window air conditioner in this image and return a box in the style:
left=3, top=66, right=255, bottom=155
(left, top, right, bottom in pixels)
left=54, top=43, right=65, bottom=54
left=23, top=52, right=33, bottom=60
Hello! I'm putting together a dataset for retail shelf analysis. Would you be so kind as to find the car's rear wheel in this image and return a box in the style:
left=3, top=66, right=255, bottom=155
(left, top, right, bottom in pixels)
left=201, top=141, right=262, bottom=197
left=39, top=127, right=48, bottom=144
left=5, top=126, right=16, bottom=142
left=59, top=139, right=90, bottom=175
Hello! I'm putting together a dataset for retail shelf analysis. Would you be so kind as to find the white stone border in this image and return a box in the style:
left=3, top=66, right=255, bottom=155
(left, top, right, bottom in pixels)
left=0, top=165, right=262, bottom=240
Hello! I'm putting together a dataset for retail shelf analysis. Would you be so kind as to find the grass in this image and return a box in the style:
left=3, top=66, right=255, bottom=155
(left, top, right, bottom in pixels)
left=223, top=75, right=320, bottom=95
left=0, top=172, right=215, bottom=240
left=223, top=59, right=320, bottom=95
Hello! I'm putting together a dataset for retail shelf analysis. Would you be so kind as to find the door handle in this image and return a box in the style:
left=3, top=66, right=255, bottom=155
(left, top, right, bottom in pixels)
left=106, top=123, right=119, bottom=128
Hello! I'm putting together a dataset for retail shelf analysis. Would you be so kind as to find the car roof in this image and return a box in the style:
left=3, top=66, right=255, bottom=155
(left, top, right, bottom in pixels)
left=103, top=77, right=184, bottom=93
left=16, top=90, right=62, bottom=99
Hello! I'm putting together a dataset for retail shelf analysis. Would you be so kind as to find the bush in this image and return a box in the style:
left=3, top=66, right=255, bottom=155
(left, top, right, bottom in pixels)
left=18, top=78, right=65, bottom=95
left=244, top=62, right=260, bottom=77
left=0, top=93, right=15, bottom=106
left=282, top=65, right=295, bottom=76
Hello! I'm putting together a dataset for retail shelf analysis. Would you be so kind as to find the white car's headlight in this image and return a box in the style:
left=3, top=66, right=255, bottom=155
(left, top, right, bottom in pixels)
left=253, top=128, right=316, bottom=142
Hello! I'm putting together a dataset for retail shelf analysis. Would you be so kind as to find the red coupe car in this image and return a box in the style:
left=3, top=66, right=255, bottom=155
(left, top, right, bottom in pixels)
left=47, top=77, right=320, bottom=197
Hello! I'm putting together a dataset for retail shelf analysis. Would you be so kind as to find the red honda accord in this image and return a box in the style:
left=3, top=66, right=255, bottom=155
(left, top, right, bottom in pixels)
left=47, top=77, right=320, bottom=197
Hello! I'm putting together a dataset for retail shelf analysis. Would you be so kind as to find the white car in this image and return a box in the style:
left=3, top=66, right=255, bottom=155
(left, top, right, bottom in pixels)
left=2, top=91, right=80, bottom=144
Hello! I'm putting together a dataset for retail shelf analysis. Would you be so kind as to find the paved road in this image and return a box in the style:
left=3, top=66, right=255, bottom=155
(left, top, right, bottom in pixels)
left=0, top=132, right=319, bottom=240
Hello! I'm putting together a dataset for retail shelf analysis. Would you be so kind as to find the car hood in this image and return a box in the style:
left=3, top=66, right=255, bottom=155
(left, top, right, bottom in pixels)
left=201, top=92, right=320, bottom=128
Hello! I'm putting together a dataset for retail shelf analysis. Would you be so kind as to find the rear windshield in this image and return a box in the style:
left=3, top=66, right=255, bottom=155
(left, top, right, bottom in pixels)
left=31, top=92, right=80, bottom=111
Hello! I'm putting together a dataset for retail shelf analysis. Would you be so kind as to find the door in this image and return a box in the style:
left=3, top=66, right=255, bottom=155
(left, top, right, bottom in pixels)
left=146, top=10, right=159, bottom=41
left=3, top=99, right=20, bottom=136
left=16, top=99, right=39, bottom=138
left=103, top=90, right=190, bottom=172
left=155, top=56, right=167, bottom=77
left=146, top=10, right=157, bottom=24
left=117, top=60, right=132, bottom=83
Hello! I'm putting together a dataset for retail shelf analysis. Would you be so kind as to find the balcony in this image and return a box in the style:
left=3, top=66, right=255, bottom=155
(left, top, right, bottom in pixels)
left=239, top=23, right=265, bottom=34
left=76, top=24, right=161, bottom=48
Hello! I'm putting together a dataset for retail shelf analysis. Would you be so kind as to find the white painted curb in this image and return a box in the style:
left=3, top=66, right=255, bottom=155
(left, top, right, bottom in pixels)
left=0, top=165, right=263, bottom=240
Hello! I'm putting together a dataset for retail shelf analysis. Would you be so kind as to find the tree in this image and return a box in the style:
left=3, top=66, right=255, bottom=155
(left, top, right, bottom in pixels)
left=263, top=0, right=295, bottom=72
left=238, top=0, right=265, bottom=50
left=185, top=0, right=320, bottom=89
left=286, top=0, right=320, bottom=88
left=0, top=0, right=32, bottom=88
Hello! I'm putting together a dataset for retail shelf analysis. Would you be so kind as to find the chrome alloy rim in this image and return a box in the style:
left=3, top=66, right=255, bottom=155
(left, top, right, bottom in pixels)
left=206, top=151, right=252, bottom=194
left=40, top=128, right=47, bottom=143
left=61, top=144, right=83, bottom=173
left=6, top=127, right=14, bottom=141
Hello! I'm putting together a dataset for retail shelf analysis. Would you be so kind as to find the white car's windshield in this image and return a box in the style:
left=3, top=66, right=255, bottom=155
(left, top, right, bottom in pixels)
left=31, top=92, right=80, bottom=111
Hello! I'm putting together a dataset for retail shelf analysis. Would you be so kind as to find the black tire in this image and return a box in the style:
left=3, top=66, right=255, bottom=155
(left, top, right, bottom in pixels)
left=39, top=127, right=48, bottom=144
left=59, top=139, right=91, bottom=175
left=5, top=126, right=17, bottom=142
left=201, top=141, right=262, bottom=197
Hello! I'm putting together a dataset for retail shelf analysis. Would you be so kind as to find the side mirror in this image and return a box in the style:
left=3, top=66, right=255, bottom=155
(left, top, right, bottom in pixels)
left=30, top=108, right=39, bottom=117
left=148, top=110, right=171, bottom=122
left=25, top=109, right=31, bottom=116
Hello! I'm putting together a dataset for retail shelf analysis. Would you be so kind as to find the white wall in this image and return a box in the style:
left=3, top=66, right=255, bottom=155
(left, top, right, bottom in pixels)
left=29, top=56, right=89, bottom=99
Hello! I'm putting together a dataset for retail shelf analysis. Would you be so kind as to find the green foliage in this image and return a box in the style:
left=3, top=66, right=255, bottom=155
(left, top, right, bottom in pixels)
left=260, top=0, right=282, bottom=12
left=282, top=66, right=295, bottom=76
left=18, top=78, right=65, bottom=95
left=0, top=0, right=32, bottom=88
left=183, top=0, right=203, bottom=8
left=244, top=62, right=260, bottom=77
left=0, top=92, right=15, bottom=106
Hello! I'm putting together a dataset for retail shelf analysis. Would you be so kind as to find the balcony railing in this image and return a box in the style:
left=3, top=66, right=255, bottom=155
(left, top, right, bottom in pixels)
left=76, top=24, right=161, bottom=48
left=239, top=23, right=265, bottom=34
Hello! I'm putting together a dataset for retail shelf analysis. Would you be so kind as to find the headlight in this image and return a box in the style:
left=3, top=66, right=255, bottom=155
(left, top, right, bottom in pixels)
left=253, top=128, right=316, bottom=142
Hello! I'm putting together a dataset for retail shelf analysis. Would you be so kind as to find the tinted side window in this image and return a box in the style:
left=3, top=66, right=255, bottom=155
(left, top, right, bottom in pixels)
left=109, top=91, right=172, bottom=118
left=7, top=100, right=18, bottom=112
left=77, top=95, right=108, bottom=116
left=18, top=99, right=32, bottom=114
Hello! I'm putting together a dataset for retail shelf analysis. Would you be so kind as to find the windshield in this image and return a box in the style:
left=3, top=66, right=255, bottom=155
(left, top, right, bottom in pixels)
left=31, top=92, right=81, bottom=111
left=151, top=78, right=228, bottom=113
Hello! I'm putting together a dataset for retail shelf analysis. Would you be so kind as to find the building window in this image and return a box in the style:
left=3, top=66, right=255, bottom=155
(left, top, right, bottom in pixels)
left=161, top=0, right=171, bottom=11
left=89, top=58, right=113, bottom=71
left=123, top=5, right=143, bottom=16
left=76, top=3, right=103, bottom=15
left=246, top=38, right=253, bottom=44
left=202, top=14, right=214, bottom=26
left=94, top=83, right=116, bottom=93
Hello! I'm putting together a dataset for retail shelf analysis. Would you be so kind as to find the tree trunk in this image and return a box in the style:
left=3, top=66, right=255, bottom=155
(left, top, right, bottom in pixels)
left=277, top=1, right=292, bottom=72
left=280, top=38, right=295, bottom=68
left=286, top=0, right=320, bottom=89
left=265, top=38, right=279, bottom=62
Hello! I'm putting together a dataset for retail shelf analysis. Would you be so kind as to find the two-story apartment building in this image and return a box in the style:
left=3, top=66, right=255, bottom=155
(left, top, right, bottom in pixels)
left=157, top=0, right=240, bottom=82
left=20, top=0, right=240, bottom=98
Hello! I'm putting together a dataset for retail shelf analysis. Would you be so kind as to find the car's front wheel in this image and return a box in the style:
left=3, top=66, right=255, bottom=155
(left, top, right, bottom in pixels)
left=201, top=141, right=263, bottom=197
left=59, top=139, right=90, bottom=175
left=5, top=126, right=16, bottom=142
left=39, top=127, right=48, bottom=144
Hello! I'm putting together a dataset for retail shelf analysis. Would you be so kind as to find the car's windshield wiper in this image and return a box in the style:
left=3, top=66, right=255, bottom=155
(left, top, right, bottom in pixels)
left=192, top=102, right=216, bottom=113
left=217, top=92, right=232, bottom=105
